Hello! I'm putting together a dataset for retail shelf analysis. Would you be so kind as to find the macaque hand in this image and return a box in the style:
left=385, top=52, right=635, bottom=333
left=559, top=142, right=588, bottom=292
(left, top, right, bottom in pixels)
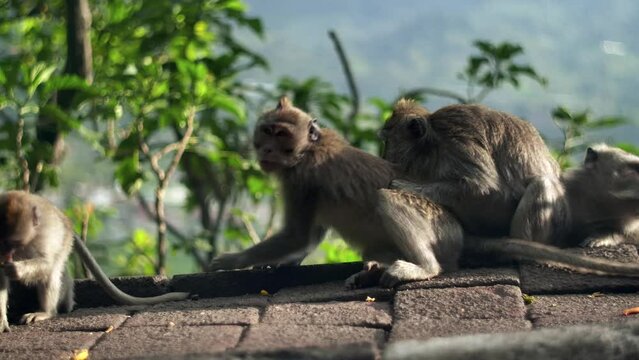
left=208, top=253, right=247, bottom=271
left=0, top=315, right=10, bottom=333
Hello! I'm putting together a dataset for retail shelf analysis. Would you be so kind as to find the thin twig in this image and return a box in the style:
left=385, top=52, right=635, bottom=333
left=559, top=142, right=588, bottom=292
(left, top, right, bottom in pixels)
left=328, top=30, right=360, bottom=132
left=16, top=116, right=30, bottom=192
left=239, top=213, right=261, bottom=245
left=405, top=87, right=468, bottom=104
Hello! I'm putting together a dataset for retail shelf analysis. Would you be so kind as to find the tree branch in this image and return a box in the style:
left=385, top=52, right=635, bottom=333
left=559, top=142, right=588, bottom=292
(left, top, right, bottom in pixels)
left=402, top=87, right=469, bottom=104
left=328, top=30, right=360, bottom=131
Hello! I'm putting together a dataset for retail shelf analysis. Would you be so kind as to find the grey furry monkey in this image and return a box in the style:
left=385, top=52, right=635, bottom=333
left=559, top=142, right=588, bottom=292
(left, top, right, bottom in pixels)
left=0, top=190, right=190, bottom=332
left=381, top=99, right=568, bottom=244
left=209, top=97, right=465, bottom=289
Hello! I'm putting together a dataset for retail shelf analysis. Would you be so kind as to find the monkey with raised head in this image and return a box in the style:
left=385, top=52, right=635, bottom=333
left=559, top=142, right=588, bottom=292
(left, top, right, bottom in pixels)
left=209, top=97, right=465, bottom=288
left=0, top=190, right=190, bottom=332
left=381, top=100, right=569, bottom=244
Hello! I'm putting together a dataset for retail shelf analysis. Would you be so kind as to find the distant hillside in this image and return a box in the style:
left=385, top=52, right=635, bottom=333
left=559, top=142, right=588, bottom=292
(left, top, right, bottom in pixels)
left=240, top=0, right=639, bottom=144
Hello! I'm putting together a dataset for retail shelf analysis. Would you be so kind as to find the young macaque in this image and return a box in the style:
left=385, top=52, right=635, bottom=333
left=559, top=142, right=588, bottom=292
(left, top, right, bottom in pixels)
left=381, top=99, right=568, bottom=243
left=0, top=191, right=190, bottom=332
left=209, top=97, right=464, bottom=289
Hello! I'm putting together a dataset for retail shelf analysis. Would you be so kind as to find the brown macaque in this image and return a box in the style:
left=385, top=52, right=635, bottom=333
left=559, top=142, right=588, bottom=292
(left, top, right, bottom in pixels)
left=469, top=144, right=639, bottom=276
left=209, top=97, right=464, bottom=288
left=381, top=99, right=568, bottom=244
left=0, top=191, right=190, bottom=332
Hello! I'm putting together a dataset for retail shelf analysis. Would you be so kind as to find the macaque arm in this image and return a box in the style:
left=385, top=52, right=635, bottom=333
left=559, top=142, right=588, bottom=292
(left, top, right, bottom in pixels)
left=0, top=272, right=9, bottom=332
left=210, top=189, right=321, bottom=270
left=8, top=258, right=53, bottom=284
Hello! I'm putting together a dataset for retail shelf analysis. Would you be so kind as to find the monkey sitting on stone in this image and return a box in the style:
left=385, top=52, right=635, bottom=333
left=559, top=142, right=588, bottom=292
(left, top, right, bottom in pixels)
left=209, top=96, right=465, bottom=289
left=208, top=97, right=639, bottom=288
left=381, top=99, right=569, bottom=244
left=0, top=190, right=190, bottom=332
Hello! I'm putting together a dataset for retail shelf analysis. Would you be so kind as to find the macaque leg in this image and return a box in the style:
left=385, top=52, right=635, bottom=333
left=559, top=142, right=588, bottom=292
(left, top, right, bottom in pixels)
left=21, top=264, right=64, bottom=324
left=510, top=176, right=569, bottom=244
left=59, top=269, right=75, bottom=314
left=345, top=259, right=392, bottom=289
left=375, top=190, right=464, bottom=288
left=0, top=272, right=9, bottom=332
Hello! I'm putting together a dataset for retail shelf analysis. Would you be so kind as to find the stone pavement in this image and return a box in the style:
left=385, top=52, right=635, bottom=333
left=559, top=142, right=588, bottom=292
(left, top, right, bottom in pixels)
left=2, top=245, right=639, bottom=359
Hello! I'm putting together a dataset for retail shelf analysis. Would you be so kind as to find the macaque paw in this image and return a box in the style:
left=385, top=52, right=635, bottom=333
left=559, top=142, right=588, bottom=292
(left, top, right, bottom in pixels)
left=208, top=253, right=245, bottom=271
left=20, top=311, right=52, bottom=324
left=581, top=234, right=624, bottom=248
left=379, top=260, right=436, bottom=288
left=0, top=316, right=10, bottom=332
left=2, top=261, right=21, bottom=281
left=345, top=261, right=385, bottom=289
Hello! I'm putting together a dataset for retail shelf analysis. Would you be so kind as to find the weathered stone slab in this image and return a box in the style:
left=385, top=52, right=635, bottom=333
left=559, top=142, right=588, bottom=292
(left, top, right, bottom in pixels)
left=262, top=301, right=392, bottom=328
left=227, top=343, right=379, bottom=360
left=394, top=285, right=526, bottom=321
left=389, top=318, right=532, bottom=342
left=237, top=324, right=385, bottom=351
left=528, top=293, right=639, bottom=328
left=397, top=267, right=520, bottom=291
left=0, top=327, right=102, bottom=352
left=271, top=281, right=393, bottom=304
left=384, top=321, right=639, bottom=360
left=520, top=245, right=639, bottom=295
left=148, top=295, right=268, bottom=311
left=27, top=306, right=129, bottom=332
left=171, top=262, right=364, bottom=298
left=90, top=325, right=243, bottom=359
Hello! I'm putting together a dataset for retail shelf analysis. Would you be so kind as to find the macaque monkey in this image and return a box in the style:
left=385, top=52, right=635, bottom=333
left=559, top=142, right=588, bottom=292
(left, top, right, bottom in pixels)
left=209, top=97, right=465, bottom=288
left=0, top=191, right=190, bottom=332
left=381, top=99, right=568, bottom=243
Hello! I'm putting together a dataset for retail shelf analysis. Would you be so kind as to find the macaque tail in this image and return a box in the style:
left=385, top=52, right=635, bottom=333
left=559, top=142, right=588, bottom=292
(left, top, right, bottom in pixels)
left=470, top=237, right=639, bottom=277
left=73, top=236, right=190, bottom=305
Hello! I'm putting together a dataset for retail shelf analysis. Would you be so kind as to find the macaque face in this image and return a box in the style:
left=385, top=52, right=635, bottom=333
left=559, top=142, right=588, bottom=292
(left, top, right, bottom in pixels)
left=586, top=145, right=639, bottom=201
left=0, top=197, right=37, bottom=256
left=253, top=100, right=320, bottom=173
left=380, top=109, right=428, bottom=165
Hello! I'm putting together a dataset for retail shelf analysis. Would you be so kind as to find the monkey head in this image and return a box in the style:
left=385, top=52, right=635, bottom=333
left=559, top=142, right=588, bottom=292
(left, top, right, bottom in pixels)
left=0, top=192, right=39, bottom=257
left=379, top=98, right=430, bottom=165
left=584, top=144, right=639, bottom=202
left=253, top=97, right=321, bottom=173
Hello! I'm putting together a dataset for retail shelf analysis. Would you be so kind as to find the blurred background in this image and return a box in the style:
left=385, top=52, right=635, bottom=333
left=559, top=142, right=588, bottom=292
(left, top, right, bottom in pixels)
left=0, top=0, right=637, bottom=276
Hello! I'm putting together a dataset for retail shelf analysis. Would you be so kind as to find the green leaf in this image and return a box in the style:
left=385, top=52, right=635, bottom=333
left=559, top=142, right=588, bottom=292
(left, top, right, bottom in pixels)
left=209, top=93, right=246, bottom=122
left=114, top=154, right=144, bottom=195
left=584, top=116, right=628, bottom=129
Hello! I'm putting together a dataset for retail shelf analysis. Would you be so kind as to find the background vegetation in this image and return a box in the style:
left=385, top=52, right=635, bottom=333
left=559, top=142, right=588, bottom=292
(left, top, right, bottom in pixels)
left=1, top=0, right=637, bottom=276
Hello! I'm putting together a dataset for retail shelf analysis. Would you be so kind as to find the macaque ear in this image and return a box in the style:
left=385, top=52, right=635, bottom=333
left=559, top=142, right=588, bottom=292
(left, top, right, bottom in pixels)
left=32, top=206, right=40, bottom=227
left=407, top=117, right=426, bottom=138
left=309, top=120, right=321, bottom=142
left=585, top=147, right=598, bottom=167
left=276, top=96, right=292, bottom=110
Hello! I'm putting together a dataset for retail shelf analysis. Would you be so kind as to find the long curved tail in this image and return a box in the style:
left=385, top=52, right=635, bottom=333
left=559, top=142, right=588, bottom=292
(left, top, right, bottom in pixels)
left=74, top=236, right=190, bottom=305
left=469, top=237, right=639, bottom=277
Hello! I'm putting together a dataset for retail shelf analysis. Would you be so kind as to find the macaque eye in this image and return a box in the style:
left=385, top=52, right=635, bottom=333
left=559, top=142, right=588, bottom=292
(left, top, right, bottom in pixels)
left=262, top=126, right=273, bottom=136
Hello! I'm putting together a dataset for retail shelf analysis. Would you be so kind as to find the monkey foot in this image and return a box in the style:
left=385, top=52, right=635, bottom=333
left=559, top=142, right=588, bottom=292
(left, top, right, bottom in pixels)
left=20, top=311, right=53, bottom=324
left=379, top=260, right=438, bottom=288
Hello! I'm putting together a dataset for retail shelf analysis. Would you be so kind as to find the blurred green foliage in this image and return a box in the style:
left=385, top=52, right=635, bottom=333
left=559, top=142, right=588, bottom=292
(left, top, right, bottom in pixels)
left=0, top=1, right=634, bottom=276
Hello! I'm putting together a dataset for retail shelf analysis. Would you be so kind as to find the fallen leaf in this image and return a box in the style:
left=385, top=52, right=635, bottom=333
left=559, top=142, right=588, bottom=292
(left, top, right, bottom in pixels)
left=259, top=289, right=270, bottom=296
left=72, top=349, right=89, bottom=360
left=522, top=294, right=536, bottom=305
left=365, top=296, right=375, bottom=302
left=104, top=325, right=114, bottom=333
left=623, top=306, right=639, bottom=316
left=588, top=292, right=604, bottom=298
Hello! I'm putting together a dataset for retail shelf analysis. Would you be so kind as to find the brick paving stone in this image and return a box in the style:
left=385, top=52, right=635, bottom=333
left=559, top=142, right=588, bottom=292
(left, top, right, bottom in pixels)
left=126, top=306, right=260, bottom=326
left=0, top=350, right=75, bottom=360
left=227, top=343, right=379, bottom=360
left=90, top=325, right=243, bottom=359
left=528, top=293, right=639, bottom=328
left=271, top=281, right=393, bottom=303
left=520, top=245, right=639, bottom=295
left=394, top=285, right=526, bottom=321
left=27, top=307, right=130, bottom=332
left=389, top=318, right=532, bottom=342
left=262, top=301, right=392, bottom=328
left=397, top=267, right=520, bottom=291
left=0, top=327, right=102, bottom=352
left=237, top=324, right=385, bottom=351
